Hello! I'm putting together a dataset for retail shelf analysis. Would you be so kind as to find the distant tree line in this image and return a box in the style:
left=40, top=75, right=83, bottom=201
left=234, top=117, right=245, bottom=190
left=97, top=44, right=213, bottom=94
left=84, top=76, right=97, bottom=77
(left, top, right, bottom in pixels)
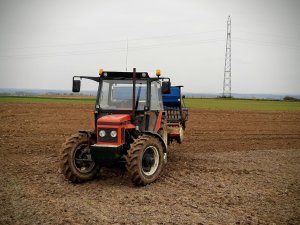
left=283, top=96, right=299, bottom=101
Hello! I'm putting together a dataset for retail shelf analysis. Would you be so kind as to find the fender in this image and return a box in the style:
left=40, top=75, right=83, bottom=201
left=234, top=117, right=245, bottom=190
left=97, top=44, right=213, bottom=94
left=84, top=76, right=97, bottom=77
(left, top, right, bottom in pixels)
left=143, top=131, right=167, bottom=153
left=78, top=130, right=96, bottom=146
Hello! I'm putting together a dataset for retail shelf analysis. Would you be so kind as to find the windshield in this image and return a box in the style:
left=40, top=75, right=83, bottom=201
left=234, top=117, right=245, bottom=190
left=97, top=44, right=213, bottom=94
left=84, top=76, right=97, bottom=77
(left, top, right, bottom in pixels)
left=98, top=79, right=147, bottom=110
left=98, top=79, right=164, bottom=111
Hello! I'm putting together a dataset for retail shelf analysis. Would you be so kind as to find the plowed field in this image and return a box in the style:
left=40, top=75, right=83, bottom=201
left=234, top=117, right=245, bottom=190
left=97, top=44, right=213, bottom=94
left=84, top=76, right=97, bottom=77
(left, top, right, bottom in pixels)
left=0, top=103, right=299, bottom=224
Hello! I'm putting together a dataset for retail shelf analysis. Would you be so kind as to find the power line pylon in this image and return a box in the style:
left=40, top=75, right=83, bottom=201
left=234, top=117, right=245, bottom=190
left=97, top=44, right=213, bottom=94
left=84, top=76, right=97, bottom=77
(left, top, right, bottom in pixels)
left=222, top=16, right=232, bottom=98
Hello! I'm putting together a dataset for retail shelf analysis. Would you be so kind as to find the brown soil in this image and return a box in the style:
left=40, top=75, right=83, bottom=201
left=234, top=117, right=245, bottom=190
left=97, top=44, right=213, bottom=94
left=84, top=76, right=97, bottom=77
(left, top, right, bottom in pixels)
left=0, top=103, right=299, bottom=225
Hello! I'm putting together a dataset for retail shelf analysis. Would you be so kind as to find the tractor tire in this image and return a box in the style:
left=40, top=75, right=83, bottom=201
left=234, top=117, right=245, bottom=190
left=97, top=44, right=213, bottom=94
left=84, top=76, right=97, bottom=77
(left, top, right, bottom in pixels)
left=176, top=125, right=184, bottom=144
left=126, top=135, right=164, bottom=186
left=60, top=133, right=99, bottom=183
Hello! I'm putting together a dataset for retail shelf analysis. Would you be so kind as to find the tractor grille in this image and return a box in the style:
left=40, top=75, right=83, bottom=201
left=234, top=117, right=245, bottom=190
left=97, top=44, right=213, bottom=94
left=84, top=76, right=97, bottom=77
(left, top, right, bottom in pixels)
left=98, top=128, right=118, bottom=143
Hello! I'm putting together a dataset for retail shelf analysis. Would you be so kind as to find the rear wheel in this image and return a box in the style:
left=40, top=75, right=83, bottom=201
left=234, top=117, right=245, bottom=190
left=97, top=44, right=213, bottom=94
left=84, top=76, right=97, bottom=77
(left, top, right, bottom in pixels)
left=126, top=135, right=164, bottom=186
left=60, top=133, right=99, bottom=183
left=176, top=124, right=184, bottom=144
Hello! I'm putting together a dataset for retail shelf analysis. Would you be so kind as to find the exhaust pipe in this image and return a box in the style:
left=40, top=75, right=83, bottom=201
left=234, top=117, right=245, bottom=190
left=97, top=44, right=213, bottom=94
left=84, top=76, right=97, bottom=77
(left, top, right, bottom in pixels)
left=132, top=68, right=136, bottom=122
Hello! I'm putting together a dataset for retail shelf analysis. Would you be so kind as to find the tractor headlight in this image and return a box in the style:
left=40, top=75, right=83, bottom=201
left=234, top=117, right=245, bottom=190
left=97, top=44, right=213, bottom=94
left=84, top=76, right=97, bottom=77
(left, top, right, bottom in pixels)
left=110, top=130, right=117, bottom=138
left=99, top=130, right=106, bottom=137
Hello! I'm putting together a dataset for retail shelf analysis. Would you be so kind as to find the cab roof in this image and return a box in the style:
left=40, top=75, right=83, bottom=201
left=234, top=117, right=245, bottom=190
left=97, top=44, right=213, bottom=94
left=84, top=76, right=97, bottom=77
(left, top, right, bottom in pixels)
left=100, top=71, right=149, bottom=79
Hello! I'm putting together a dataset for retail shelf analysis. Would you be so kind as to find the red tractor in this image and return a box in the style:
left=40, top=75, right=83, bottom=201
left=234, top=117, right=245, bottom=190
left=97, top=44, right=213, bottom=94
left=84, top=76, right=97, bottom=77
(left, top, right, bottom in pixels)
left=60, top=68, right=188, bottom=185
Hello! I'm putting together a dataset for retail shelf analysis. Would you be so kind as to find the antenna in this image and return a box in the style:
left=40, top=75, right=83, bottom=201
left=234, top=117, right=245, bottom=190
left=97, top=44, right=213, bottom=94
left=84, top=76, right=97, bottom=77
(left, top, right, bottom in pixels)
left=125, top=38, right=129, bottom=72
left=222, top=16, right=232, bottom=98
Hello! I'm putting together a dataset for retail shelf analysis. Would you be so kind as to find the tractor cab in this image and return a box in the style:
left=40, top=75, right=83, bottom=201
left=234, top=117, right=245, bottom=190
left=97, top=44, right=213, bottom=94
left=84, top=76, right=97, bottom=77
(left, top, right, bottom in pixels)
left=98, top=70, right=169, bottom=136
left=95, top=71, right=165, bottom=124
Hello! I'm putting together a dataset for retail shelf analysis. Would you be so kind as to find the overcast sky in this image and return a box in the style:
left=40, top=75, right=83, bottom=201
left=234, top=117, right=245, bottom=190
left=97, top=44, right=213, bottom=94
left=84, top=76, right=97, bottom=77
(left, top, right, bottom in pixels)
left=0, top=0, right=299, bottom=94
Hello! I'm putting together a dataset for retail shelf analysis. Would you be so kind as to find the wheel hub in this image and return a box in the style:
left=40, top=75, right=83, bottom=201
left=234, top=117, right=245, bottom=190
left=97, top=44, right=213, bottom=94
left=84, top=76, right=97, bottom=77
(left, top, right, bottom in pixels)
left=143, top=154, right=154, bottom=170
left=73, top=144, right=95, bottom=174
left=142, top=146, right=159, bottom=176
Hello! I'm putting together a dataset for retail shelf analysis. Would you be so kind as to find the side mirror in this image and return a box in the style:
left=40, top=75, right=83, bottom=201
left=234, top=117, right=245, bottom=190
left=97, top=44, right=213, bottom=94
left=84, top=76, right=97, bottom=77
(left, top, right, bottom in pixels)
left=182, top=95, right=186, bottom=99
left=161, top=81, right=171, bottom=94
left=72, top=78, right=81, bottom=92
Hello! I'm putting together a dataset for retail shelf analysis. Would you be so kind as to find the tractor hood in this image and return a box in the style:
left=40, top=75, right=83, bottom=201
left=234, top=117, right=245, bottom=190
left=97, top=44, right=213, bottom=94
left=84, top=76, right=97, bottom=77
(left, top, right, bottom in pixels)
left=97, top=114, right=132, bottom=125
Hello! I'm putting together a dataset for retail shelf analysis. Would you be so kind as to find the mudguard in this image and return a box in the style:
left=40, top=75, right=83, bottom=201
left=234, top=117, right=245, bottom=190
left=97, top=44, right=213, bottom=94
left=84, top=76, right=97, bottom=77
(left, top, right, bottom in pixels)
left=143, top=131, right=167, bottom=153
left=78, top=130, right=96, bottom=146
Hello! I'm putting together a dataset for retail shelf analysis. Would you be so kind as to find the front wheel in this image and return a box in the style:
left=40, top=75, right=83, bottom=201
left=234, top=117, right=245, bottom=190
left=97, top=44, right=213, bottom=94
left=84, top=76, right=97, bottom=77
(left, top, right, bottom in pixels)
left=126, top=135, right=164, bottom=186
left=60, top=133, right=99, bottom=183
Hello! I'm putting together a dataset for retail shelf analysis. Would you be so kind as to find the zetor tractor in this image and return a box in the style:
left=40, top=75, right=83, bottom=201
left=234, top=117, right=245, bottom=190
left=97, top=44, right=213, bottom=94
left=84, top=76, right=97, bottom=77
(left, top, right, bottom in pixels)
left=60, top=68, right=188, bottom=186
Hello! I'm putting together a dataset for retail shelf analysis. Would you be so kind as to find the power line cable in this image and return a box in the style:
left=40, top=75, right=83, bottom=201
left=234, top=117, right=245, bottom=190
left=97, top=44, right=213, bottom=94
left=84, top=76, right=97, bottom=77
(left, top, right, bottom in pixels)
left=0, top=29, right=226, bottom=51
left=233, top=37, right=300, bottom=51
left=0, top=38, right=225, bottom=60
left=235, top=29, right=300, bottom=41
